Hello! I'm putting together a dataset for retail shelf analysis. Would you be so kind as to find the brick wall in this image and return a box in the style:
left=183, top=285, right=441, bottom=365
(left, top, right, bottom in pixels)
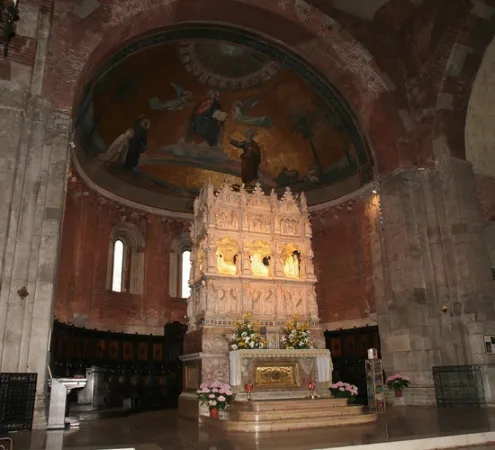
left=311, top=198, right=375, bottom=327
left=54, top=174, right=188, bottom=334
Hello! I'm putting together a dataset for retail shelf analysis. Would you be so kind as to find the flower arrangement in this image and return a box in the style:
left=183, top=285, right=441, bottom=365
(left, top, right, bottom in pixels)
left=281, top=314, right=315, bottom=349
left=330, top=381, right=358, bottom=403
left=230, top=313, right=267, bottom=350
left=386, top=374, right=411, bottom=392
left=196, top=381, right=234, bottom=411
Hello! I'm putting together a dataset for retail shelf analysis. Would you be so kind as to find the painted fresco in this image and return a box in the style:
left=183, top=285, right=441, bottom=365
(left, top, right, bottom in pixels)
left=90, top=40, right=360, bottom=198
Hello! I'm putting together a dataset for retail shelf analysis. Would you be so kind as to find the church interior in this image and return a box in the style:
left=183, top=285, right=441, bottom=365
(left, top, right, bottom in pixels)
left=1, top=0, right=495, bottom=449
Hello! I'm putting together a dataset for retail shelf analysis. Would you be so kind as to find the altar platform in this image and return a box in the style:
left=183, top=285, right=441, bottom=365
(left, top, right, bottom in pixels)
left=9, top=406, right=495, bottom=450
left=200, top=398, right=377, bottom=432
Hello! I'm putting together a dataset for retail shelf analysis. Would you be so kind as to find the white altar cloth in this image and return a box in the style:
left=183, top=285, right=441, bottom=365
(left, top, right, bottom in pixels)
left=229, top=349, right=333, bottom=387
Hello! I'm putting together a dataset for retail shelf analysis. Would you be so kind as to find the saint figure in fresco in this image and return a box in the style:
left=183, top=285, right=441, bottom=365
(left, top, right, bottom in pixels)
left=123, top=115, right=150, bottom=170
left=185, top=90, right=225, bottom=147
left=97, top=128, right=134, bottom=166
left=229, top=129, right=261, bottom=184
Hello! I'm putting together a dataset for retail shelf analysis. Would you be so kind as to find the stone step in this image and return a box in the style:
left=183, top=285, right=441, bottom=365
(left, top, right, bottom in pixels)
left=233, top=404, right=365, bottom=421
left=235, top=397, right=350, bottom=412
left=200, top=411, right=377, bottom=432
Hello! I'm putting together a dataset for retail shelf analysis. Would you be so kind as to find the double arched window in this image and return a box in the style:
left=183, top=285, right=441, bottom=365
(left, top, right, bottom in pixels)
left=108, top=223, right=145, bottom=294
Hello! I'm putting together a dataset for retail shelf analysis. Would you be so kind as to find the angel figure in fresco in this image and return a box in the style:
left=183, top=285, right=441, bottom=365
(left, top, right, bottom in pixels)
left=232, top=97, right=273, bottom=129
left=185, top=90, right=227, bottom=147
left=229, top=129, right=261, bottom=185
left=123, top=115, right=151, bottom=170
left=148, top=82, right=193, bottom=112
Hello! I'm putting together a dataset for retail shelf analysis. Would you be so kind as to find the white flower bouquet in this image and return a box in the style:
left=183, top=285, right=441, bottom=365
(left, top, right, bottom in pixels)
left=230, top=312, right=267, bottom=350
left=281, top=314, right=315, bottom=349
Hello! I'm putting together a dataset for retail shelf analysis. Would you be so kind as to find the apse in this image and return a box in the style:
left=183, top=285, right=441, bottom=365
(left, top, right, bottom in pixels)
left=73, top=26, right=373, bottom=213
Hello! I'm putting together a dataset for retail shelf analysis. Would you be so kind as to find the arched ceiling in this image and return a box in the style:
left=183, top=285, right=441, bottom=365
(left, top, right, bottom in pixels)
left=330, top=0, right=409, bottom=21
left=74, top=26, right=373, bottom=213
left=466, top=36, right=495, bottom=178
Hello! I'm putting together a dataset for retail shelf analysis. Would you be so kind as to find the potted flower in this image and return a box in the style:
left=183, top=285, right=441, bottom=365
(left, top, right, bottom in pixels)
left=386, top=374, right=411, bottom=397
left=330, top=381, right=358, bottom=403
left=281, top=314, right=315, bottom=349
left=230, top=313, right=267, bottom=350
left=196, top=381, right=234, bottom=419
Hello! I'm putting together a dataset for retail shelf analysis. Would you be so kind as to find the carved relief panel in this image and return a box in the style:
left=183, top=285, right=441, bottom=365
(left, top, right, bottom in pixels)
left=215, top=208, right=239, bottom=231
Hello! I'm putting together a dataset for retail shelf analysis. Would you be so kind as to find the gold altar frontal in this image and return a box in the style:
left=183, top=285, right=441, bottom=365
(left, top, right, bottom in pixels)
left=254, top=362, right=300, bottom=388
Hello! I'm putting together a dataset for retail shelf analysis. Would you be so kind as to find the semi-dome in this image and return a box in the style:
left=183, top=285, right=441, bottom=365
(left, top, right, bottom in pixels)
left=74, top=26, right=373, bottom=213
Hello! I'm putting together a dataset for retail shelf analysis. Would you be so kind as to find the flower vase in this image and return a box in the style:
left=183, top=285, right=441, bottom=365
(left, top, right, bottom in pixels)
left=209, top=408, right=220, bottom=419
left=394, top=390, right=403, bottom=398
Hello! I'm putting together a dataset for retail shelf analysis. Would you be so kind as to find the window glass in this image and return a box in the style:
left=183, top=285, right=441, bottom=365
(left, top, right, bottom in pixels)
left=181, top=250, right=191, bottom=298
left=112, top=239, right=124, bottom=292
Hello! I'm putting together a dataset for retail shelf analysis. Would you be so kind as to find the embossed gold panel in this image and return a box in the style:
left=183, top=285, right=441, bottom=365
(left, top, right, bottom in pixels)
left=254, top=362, right=300, bottom=388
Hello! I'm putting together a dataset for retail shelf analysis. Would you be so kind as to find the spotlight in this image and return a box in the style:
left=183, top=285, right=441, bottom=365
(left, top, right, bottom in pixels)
left=372, top=189, right=377, bottom=194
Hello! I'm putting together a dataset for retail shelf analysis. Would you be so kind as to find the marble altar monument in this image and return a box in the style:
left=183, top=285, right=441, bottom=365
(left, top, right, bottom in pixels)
left=179, top=182, right=332, bottom=418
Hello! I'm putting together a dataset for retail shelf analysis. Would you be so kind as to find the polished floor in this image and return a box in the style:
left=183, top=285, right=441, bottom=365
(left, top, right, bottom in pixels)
left=9, top=406, right=495, bottom=450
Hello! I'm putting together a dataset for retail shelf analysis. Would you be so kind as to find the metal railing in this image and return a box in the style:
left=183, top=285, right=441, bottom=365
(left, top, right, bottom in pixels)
left=433, top=365, right=486, bottom=407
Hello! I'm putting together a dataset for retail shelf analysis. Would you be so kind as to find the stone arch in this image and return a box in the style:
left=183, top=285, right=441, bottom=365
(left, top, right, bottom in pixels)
left=107, top=222, right=146, bottom=294
left=485, top=220, right=495, bottom=280
left=466, top=35, right=495, bottom=177
left=432, top=0, right=495, bottom=161
left=44, top=0, right=409, bottom=174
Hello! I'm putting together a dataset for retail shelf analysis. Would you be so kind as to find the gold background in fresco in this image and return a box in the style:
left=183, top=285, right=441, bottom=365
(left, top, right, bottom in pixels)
left=93, top=42, right=348, bottom=191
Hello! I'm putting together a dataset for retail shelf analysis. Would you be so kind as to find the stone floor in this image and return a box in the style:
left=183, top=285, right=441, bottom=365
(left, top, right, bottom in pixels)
left=8, top=406, right=495, bottom=450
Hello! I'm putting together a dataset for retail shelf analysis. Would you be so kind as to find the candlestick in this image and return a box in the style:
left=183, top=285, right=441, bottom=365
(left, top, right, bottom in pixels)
left=245, top=383, right=253, bottom=401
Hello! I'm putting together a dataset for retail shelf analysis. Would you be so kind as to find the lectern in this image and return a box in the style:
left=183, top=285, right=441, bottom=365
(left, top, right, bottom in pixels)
left=47, top=378, right=87, bottom=430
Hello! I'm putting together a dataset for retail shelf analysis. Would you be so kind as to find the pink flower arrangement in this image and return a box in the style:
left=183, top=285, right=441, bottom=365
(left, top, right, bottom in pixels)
left=196, top=381, right=234, bottom=411
left=329, top=381, right=358, bottom=403
left=386, top=374, right=411, bottom=392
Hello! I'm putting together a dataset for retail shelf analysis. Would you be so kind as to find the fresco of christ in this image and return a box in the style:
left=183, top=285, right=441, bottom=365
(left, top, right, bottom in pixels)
left=185, top=90, right=225, bottom=147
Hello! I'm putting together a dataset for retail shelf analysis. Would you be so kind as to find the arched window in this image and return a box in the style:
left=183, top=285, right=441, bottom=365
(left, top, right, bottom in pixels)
left=111, top=239, right=126, bottom=292
left=107, top=223, right=145, bottom=294
left=181, top=250, right=191, bottom=298
left=169, top=232, right=192, bottom=299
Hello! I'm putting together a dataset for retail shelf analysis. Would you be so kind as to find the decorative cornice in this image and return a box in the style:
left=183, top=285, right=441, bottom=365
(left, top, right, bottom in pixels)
left=231, top=349, right=330, bottom=358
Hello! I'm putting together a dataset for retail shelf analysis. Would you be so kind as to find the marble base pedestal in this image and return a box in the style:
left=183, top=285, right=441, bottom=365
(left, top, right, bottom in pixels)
left=178, top=327, right=231, bottom=419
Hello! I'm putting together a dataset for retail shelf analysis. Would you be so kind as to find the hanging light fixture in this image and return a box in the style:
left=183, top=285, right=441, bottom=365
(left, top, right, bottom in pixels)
left=0, top=0, right=20, bottom=57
